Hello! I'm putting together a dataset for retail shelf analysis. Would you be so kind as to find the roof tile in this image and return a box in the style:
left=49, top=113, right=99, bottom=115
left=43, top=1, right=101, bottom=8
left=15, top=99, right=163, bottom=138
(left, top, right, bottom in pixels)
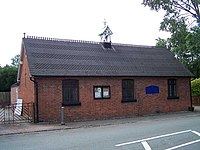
left=23, top=37, right=193, bottom=77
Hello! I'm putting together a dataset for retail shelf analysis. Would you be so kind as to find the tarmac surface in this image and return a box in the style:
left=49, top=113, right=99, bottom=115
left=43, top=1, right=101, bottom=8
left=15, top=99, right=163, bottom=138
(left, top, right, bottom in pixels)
left=0, top=106, right=200, bottom=136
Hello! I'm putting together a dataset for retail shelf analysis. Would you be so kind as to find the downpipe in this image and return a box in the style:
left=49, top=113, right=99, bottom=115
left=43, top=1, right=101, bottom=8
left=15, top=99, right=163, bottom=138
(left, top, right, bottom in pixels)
left=30, top=77, right=39, bottom=123
left=188, top=79, right=194, bottom=112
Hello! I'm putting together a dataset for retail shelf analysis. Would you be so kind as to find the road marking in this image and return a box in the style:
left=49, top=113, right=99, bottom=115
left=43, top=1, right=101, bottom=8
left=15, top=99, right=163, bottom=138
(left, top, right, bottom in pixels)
left=192, top=130, right=200, bottom=136
left=141, top=141, right=152, bottom=150
left=115, top=130, right=191, bottom=147
left=165, top=139, right=200, bottom=150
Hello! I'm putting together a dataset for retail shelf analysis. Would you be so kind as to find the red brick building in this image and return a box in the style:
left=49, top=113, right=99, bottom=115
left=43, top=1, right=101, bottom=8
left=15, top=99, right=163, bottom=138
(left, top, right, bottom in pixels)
left=17, top=34, right=193, bottom=122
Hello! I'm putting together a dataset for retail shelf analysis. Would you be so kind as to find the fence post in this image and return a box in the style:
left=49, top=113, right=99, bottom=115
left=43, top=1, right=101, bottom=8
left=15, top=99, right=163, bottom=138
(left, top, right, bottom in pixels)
left=61, top=106, right=65, bottom=125
left=3, top=107, right=5, bottom=124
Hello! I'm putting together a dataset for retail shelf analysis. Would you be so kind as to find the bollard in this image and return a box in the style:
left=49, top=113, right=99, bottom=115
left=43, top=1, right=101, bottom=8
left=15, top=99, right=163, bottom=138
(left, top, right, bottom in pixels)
left=61, top=106, right=65, bottom=125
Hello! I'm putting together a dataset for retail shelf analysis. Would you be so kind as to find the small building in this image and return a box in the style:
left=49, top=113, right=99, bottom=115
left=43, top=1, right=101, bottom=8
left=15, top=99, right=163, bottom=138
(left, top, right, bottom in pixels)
left=17, top=26, right=193, bottom=122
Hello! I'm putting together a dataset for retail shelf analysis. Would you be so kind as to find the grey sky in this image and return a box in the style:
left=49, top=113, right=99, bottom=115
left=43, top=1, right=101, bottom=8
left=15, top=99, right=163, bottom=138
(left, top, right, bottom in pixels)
left=0, top=0, right=169, bottom=66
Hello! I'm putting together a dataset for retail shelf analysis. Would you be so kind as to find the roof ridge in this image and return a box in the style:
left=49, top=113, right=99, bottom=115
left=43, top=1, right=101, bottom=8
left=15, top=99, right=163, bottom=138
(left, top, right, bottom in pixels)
left=25, top=35, right=161, bottom=49
left=25, top=35, right=99, bottom=45
left=112, top=42, right=156, bottom=48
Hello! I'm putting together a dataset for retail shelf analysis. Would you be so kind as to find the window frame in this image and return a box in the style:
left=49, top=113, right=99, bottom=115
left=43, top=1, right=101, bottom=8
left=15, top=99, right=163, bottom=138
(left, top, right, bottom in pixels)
left=93, top=85, right=111, bottom=100
left=62, top=79, right=81, bottom=106
left=167, top=79, right=179, bottom=99
left=121, top=79, right=137, bottom=103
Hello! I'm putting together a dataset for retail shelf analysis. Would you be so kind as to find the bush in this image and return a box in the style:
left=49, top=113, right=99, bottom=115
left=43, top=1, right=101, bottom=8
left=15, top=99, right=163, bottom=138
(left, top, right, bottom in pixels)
left=191, top=78, right=200, bottom=96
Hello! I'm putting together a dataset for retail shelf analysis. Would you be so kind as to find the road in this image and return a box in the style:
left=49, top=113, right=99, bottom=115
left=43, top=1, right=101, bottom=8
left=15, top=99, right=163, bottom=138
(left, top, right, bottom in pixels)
left=0, top=113, right=200, bottom=150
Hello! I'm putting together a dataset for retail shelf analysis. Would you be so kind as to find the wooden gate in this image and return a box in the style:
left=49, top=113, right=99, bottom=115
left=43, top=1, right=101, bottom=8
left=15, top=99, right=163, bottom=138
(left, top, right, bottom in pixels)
left=0, top=103, right=34, bottom=124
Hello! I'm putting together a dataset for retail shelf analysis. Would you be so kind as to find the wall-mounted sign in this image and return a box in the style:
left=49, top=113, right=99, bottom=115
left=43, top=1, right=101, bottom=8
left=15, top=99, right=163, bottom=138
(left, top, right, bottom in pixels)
left=146, top=85, right=159, bottom=94
left=103, top=87, right=110, bottom=98
left=94, top=86, right=111, bottom=99
left=94, top=87, right=102, bottom=98
left=14, top=99, right=23, bottom=115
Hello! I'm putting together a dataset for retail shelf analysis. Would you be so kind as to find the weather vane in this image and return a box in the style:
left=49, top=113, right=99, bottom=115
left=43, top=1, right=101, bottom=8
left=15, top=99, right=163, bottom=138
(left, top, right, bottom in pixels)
left=103, top=19, right=107, bottom=28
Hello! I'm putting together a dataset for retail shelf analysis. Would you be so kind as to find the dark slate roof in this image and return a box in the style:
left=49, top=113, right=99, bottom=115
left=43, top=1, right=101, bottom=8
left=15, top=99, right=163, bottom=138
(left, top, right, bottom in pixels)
left=22, top=37, right=193, bottom=77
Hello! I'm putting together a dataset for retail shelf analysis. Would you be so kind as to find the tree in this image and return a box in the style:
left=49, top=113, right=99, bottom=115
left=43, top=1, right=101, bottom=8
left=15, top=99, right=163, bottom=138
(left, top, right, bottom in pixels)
left=0, top=65, right=18, bottom=91
left=0, top=55, right=19, bottom=91
left=185, top=26, right=200, bottom=77
left=142, top=0, right=200, bottom=24
left=156, top=37, right=168, bottom=48
left=143, top=0, right=200, bottom=78
left=11, top=54, right=20, bottom=68
left=155, top=24, right=200, bottom=77
left=167, top=19, right=189, bottom=62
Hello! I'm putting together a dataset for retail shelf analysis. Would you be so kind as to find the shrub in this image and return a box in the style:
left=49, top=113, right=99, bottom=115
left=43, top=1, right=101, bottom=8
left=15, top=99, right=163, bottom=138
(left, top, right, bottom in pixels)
left=191, top=78, right=200, bottom=96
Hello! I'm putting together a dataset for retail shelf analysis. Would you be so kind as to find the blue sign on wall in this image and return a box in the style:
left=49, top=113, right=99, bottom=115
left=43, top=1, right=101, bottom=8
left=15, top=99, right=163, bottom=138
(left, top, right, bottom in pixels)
left=146, top=85, right=159, bottom=94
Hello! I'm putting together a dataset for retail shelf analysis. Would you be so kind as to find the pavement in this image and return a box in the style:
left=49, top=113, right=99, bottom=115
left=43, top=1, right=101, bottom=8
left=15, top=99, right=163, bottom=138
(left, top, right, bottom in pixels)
left=0, top=106, right=200, bottom=136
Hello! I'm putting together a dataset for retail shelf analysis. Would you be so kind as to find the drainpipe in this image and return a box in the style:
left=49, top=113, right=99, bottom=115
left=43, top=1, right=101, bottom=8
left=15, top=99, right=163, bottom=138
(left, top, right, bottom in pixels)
left=189, top=79, right=194, bottom=111
left=30, top=77, right=39, bottom=123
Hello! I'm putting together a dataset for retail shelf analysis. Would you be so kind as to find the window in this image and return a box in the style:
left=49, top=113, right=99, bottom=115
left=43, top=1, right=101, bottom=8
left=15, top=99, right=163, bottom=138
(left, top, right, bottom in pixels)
left=122, top=79, right=136, bottom=102
left=62, top=79, right=81, bottom=106
left=94, top=86, right=110, bottom=99
left=168, top=79, right=179, bottom=99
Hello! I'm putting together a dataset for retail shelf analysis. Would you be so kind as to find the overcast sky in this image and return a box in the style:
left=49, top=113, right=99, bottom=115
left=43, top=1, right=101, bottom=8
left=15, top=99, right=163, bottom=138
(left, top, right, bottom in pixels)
left=0, top=0, right=169, bottom=66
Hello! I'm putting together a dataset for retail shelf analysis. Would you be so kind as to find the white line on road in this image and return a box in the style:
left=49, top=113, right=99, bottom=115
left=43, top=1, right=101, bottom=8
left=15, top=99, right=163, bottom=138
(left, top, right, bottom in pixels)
left=165, top=139, right=200, bottom=150
left=141, top=141, right=152, bottom=150
left=115, top=130, right=192, bottom=147
left=192, top=130, right=200, bottom=137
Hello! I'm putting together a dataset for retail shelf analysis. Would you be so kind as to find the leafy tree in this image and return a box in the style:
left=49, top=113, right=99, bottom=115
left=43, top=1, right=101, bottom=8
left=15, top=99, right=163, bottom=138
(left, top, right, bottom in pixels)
left=156, top=37, right=168, bottom=48
left=142, top=0, right=200, bottom=24
left=11, top=54, right=20, bottom=68
left=0, top=65, right=18, bottom=91
left=0, top=55, right=19, bottom=91
left=156, top=24, right=200, bottom=77
left=167, top=20, right=189, bottom=62
left=185, top=26, right=200, bottom=77
left=191, top=78, right=200, bottom=96
left=143, top=0, right=200, bottom=78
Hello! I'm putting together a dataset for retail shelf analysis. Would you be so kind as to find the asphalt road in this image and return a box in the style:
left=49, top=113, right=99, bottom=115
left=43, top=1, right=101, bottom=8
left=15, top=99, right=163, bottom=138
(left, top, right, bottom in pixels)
left=0, top=113, right=200, bottom=150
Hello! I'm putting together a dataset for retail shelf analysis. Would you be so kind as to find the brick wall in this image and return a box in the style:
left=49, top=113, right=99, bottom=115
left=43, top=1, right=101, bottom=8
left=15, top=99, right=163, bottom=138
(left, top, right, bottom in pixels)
left=18, top=48, right=35, bottom=104
left=36, top=76, right=191, bottom=122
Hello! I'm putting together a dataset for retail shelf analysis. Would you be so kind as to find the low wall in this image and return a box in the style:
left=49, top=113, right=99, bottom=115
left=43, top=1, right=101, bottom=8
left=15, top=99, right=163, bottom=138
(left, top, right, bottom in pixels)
left=192, top=96, right=200, bottom=106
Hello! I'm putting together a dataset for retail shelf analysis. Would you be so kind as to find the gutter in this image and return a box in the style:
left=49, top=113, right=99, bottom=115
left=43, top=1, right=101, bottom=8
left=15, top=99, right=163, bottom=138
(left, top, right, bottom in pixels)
left=30, top=77, right=39, bottom=123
